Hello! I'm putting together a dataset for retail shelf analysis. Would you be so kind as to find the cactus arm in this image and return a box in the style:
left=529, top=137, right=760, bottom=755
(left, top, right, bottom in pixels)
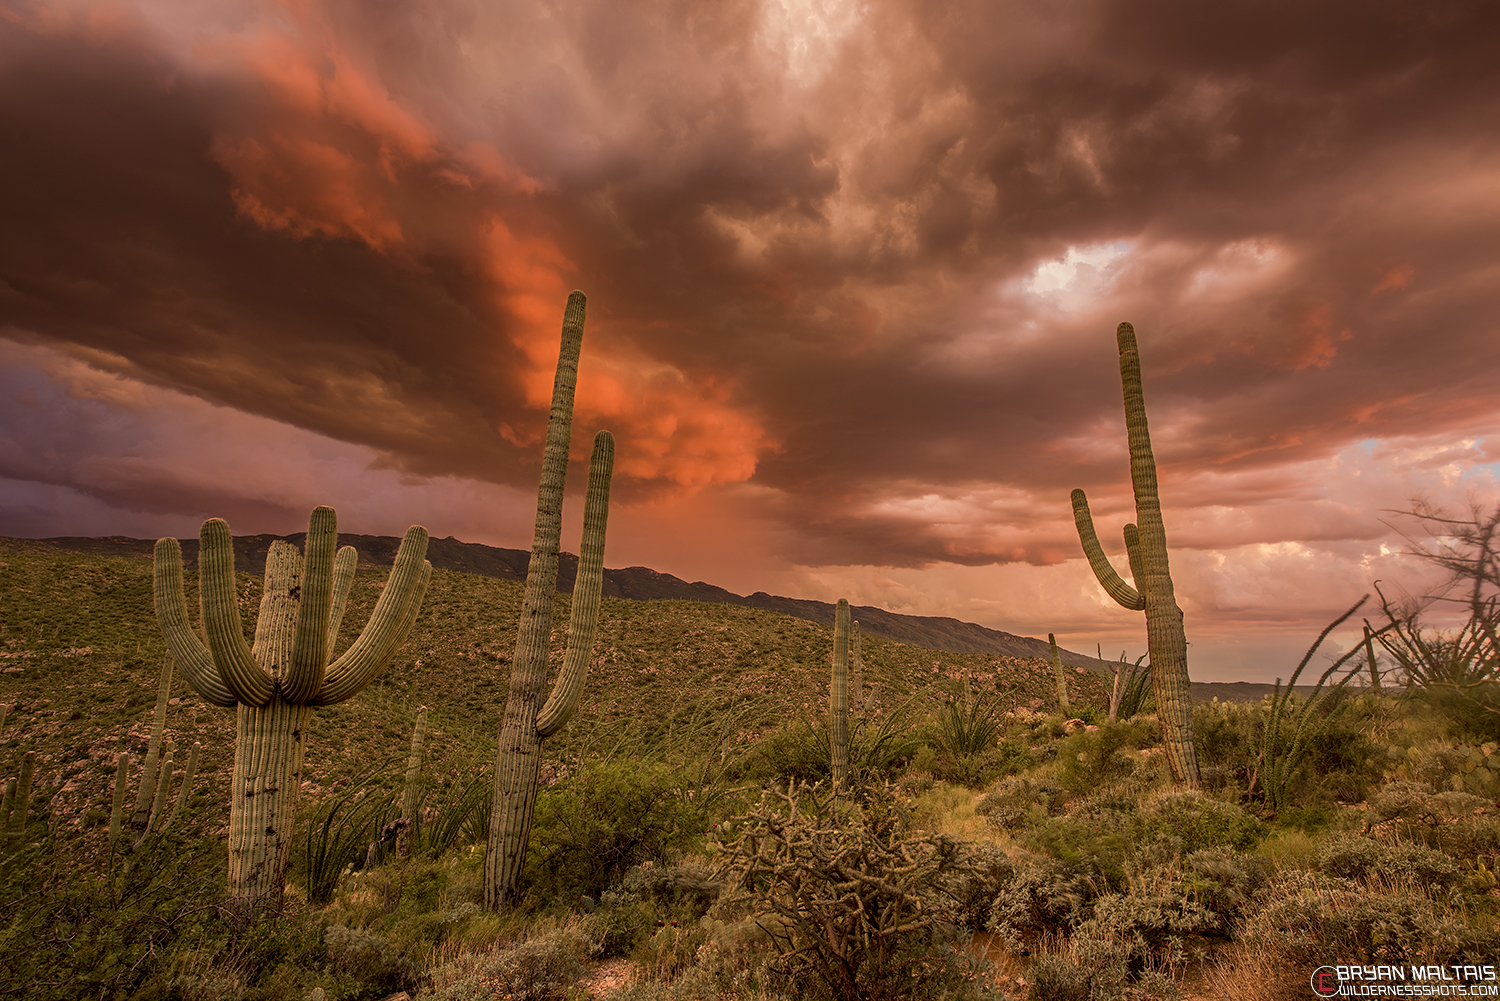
left=538, top=431, right=616, bottom=738
left=152, top=538, right=237, bottom=707
left=830, top=599, right=850, bottom=791
left=162, top=741, right=200, bottom=834
left=199, top=519, right=274, bottom=707
left=284, top=506, right=337, bottom=702
left=1123, top=523, right=1144, bottom=588
left=316, top=526, right=431, bottom=705
left=315, top=560, right=430, bottom=706
left=0, top=777, right=12, bottom=834
left=326, top=546, right=358, bottom=656
left=1071, top=489, right=1145, bottom=611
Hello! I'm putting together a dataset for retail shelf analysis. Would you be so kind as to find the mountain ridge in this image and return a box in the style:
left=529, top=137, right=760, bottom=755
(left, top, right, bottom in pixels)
left=0, top=532, right=1109, bottom=670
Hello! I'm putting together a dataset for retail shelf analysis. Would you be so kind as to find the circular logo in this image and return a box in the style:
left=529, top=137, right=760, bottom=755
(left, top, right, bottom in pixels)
left=1311, top=967, right=1340, bottom=997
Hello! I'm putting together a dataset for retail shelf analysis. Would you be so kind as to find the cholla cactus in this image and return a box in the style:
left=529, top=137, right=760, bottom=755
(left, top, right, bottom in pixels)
left=487, top=291, right=616, bottom=912
left=153, top=507, right=430, bottom=911
left=831, top=600, right=851, bottom=791
left=1071, top=322, right=1199, bottom=786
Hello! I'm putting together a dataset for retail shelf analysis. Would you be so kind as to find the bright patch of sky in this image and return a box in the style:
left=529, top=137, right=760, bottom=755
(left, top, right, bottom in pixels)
left=1023, top=241, right=1133, bottom=300
left=759, top=0, right=863, bottom=84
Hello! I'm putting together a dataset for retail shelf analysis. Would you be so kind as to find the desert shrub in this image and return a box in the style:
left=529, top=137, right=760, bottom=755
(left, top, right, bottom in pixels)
left=1137, top=790, right=1262, bottom=852
left=1057, top=723, right=1135, bottom=793
left=1024, top=952, right=1128, bottom=1001
left=325, top=923, right=417, bottom=985
left=1316, top=834, right=1464, bottom=892
left=1240, top=869, right=1500, bottom=964
left=987, top=853, right=1101, bottom=947
left=614, top=858, right=721, bottom=919
left=1024, top=800, right=1140, bottom=883
left=1073, top=847, right=1269, bottom=970
left=1388, top=740, right=1500, bottom=798
left=419, top=921, right=595, bottom=1001
left=976, top=776, right=1068, bottom=831
left=524, top=758, right=706, bottom=907
left=716, top=782, right=979, bottom=1001
left=949, top=841, right=1015, bottom=930
left=745, top=709, right=920, bottom=785
left=1192, top=700, right=1259, bottom=791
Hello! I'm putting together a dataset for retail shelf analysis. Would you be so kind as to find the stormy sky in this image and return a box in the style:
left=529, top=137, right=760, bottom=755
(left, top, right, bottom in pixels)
left=2, top=0, right=1498, bottom=680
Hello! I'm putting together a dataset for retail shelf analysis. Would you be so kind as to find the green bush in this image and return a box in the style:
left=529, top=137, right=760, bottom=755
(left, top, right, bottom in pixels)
left=1137, top=791, right=1262, bottom=853
left=987, top=854, right=1100, bottom=948
left=1316, top=834, right=1464, bottom=892
left=1073, top=847, right=1268, bottom=970
left=524, top=758, right=707, bottom=907
left=1058, top=723, right=1135, bottom=793
left=1242, top=870, right=1500, bottom=964
left=976, top=776, right=1068, bottom=831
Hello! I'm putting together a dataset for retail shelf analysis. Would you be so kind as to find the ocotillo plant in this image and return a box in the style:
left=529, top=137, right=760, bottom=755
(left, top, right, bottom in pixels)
left=1070, top=322, right=1200, bottom=786
left=1048, top=633, right=1070, bottom=714
left=487, top=291, right=616, bottom=913
left=153, top=507, right=430, bottom=912
left=830, top=599, right=851, bottom=791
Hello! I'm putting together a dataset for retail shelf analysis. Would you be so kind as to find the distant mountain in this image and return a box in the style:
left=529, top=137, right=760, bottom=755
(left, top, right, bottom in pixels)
left=2, top=532, right=1108, bottom=669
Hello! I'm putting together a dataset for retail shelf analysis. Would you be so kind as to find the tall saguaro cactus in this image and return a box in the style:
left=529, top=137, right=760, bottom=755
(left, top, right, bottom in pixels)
left=1070, top=322, right=1200, bottom=787
left=830, top=599, right=851, bottom=791
left=153, top=508, right=431, bottom=911
left=487, top=291, right=616, bottom=912
left=850, top=619, right=863, bottom=713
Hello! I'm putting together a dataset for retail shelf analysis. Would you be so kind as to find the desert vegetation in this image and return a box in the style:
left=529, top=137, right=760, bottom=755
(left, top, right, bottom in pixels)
left=2, top=519, right=1499, bottom=998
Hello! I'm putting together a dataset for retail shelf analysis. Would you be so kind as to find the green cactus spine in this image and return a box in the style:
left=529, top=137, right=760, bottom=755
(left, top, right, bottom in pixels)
left=486, top=291, right=616, bottom=912
left=153, top=507, right=431, bottom=911
left=1071, top=322, right=1199, bottom=787
left=830, top=600, right=851, bottom=791
left=1048, top=633, right=1070, bottom=714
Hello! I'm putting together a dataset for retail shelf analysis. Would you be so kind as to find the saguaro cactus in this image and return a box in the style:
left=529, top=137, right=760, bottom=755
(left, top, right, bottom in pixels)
left=830, top=599, right=851, bottom=791
left=850, top=620, right=863, bottom=713
left=1048, top=633, right=1070, bottom=714
left=153, top=507, right=431, bottom=911
left=1070, top=322, right=1200, bottom=787
left=109, top=654, right=202, bottom=852
left=486, top=291, right=616, bottom=912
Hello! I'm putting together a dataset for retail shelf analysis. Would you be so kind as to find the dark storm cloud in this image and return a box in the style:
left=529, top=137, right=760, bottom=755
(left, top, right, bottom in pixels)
left=2, top=0, right=1498, bottom=580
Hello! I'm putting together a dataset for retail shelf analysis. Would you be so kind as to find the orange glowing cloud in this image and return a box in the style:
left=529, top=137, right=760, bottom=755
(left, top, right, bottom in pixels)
left=1373, top=263, right=1415, bottom=292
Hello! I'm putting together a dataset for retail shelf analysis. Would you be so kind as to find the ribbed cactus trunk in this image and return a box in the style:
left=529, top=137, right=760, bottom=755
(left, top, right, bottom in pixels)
left=1048, top=633, right=1070, bottom=714
left=154, top=506, right=431, bottom=915
left=487, top=291, right=615, bottom=912
left=830, top=599, right=850, bottom=792
left=1071, top=322, right=1200, bottom=787
left=400, top=708, right=429, bottom=854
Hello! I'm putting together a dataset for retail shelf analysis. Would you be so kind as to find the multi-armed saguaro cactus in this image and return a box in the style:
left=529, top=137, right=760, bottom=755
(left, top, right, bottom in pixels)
left=153, top=507, right=431, bottom=911
left=830, top=599, right=851, bottom=791
left=486, top=291, right=615, bottom=912
left=1070, top=322, right=1200, bottom=787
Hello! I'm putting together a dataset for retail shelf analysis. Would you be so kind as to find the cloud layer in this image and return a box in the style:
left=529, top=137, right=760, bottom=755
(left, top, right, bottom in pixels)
left=3, top=0, right=1499, bottom=678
